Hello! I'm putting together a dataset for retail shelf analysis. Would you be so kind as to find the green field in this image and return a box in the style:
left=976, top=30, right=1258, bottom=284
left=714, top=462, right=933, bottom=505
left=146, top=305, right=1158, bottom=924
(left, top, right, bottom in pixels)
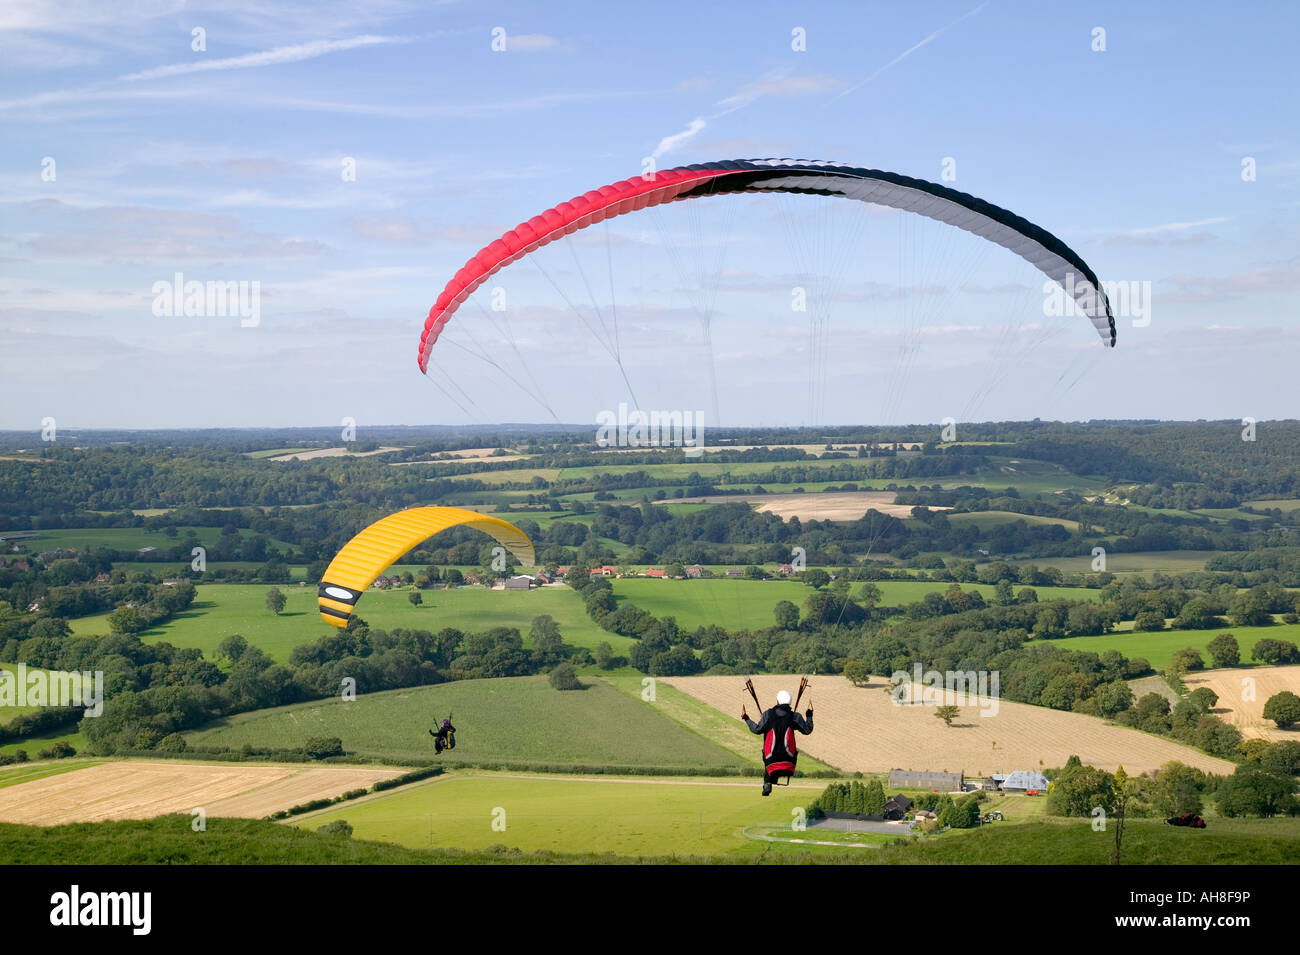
left=946, top=511, right=1080, bottom=531
left=610, top=577, right=1100, bottom=633
left=188, top=675, right=749, bottom=769
left=110, top=561, right=311, bottom=579
left=1191, top=507, right=1270, bottom=523
left=0, top=727, right=86, bottom=758
left=1009, top=550, right=1219, bottom=575
left=612, top=578, right=812, bottom=631
left=1245, top=499, right=1300, bottom=512
left=0, top=758, right=101, bottom=790
left=1052, top=621, right=1300, bottom=670
left=292, top=770, right=1300, bottom=862
left=9, top=526, right=295, bottom=553
left=295, top=770, right=817, bottom=856
left=0, top=661, right=90, bottom=758
left=68, top=582, right=631, bottom=662
left=0, top=662, right=60, bottom=720
left=468, top=467, right=562, bottom=486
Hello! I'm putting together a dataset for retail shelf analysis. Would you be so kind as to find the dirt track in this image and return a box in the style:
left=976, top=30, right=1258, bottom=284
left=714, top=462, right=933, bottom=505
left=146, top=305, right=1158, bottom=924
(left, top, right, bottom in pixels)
left=0, top=761, right=404, bottom=825
left=664, top=674, right=1236, bottom=777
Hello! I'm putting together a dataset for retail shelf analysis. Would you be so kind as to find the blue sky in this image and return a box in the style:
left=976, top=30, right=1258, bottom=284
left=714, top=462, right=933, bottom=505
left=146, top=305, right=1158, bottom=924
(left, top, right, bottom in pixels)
left=3, top=0, right=1297, bottom=431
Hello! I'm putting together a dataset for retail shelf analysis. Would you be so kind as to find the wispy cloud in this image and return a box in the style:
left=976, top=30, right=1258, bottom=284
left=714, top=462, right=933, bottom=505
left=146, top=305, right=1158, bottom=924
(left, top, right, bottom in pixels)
left=832, top=1, right=988, bottom=101
left=0, top=33, right=421, bottom=111
left=653, top=70, right=840, bottom=159
left=503, top=34, right=565, bottom=52
left=119, top=35, right=409, bottom=82
left=1103, top=217, right=1230, bottom=246
left=1161, top=257, right=1300, bottom=302
left=1129, top=217, right=1231, bottom=236
left=653, top=118, right=707, bottom=159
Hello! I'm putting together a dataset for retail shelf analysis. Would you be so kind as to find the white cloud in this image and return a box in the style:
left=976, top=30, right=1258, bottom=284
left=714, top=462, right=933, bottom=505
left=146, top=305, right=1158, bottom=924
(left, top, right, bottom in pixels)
left=833, top=1, right=988, bottom=101
left=652, top=69, right=841, bottom=160
left=652, top=118, right=706, bottom=159
left=503, top=34, right=564, bottom=52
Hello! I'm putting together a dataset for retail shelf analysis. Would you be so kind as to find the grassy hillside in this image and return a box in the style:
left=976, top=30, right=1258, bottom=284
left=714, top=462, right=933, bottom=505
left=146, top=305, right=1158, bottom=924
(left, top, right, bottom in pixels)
left=187, top=675, right=749, bottom=770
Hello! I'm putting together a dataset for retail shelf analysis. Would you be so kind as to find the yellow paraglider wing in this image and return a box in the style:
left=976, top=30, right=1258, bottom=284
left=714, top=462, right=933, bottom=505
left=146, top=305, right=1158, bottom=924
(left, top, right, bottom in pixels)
left=317, top=506, right=535, bottom=628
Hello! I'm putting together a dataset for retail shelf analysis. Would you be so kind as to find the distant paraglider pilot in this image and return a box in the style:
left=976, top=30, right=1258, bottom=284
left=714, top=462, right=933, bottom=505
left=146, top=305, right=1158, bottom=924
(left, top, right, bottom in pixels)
left=741, top=682, right=812, bottom=796
left=429, top=717, right=456, bottom=755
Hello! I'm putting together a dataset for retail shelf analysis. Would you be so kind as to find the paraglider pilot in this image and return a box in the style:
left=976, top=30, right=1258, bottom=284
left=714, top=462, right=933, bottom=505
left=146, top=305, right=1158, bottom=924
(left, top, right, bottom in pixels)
left=742, top=688, right=812, bottom=796
left=429, top=717, right=456, bottom=754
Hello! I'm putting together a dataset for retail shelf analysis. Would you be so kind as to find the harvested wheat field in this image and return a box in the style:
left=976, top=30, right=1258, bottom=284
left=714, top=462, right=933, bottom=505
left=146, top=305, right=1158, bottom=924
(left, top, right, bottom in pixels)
left=681, top=491, right=942, bottom=522
left=269, top=446, right=401, bottom=462
left=664, top=675, right=1236, bottom=777
left=0, top=761, right=403, bottom=826
left=1185, top=666, right=1300, bottom=741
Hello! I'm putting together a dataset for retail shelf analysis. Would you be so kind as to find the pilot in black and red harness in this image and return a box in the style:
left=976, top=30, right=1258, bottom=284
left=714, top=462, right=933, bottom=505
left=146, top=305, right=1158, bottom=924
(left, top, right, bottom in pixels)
left=741, top=680, right=813, bottom=796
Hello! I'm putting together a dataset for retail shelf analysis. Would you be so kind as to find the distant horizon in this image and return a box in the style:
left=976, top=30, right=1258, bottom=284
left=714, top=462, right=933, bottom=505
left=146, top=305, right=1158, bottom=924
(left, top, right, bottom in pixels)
left=2, top=416, right=1291, bottom=439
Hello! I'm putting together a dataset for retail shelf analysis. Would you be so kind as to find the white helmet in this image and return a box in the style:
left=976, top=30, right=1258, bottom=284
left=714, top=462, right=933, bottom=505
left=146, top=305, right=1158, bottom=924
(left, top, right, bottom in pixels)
left=776, top=690, right=792, bottom=706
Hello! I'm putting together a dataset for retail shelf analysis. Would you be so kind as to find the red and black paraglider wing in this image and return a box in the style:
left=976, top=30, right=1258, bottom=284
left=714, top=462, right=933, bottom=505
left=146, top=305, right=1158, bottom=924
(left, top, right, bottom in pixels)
left=417, top=159, right=1116, bottom=372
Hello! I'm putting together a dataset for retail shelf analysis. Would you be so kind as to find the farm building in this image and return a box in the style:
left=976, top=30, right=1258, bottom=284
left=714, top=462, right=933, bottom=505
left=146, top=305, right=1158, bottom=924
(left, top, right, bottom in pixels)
left=888, top=769, right=965, bottom=792
left=997, top=771, right=1049, bottom=792
left=883, top=794, right=913, bottom=820
left=504, top=575, right=535, bottom=591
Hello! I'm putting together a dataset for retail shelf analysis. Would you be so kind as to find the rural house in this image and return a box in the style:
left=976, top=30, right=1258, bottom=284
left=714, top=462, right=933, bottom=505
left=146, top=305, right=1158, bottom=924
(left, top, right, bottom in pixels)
left=883, top=794, right=913, bottom=820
